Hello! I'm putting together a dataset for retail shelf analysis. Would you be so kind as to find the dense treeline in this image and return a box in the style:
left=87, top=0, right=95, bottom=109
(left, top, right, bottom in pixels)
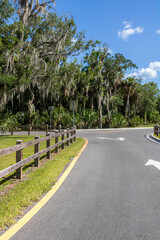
left=0, top=0, right=160, bottom=130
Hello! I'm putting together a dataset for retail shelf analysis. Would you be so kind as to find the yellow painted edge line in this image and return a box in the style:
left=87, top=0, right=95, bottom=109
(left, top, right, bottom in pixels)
left=0, top=138, right=88, bottom=240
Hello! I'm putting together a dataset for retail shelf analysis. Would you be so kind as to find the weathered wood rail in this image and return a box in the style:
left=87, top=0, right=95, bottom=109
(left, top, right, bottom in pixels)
left=154, top=125, right=160, bottom=137
left=0, top=127, right=76, bottom=179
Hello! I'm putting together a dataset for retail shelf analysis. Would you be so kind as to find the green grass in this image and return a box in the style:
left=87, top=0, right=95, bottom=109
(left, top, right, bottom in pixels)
left=0, top=134, right=65, bottom=172
left=0, top=137, right=85, bottom=230
left=0, top=135, right=46, bottom=171
left=0, top=135, right=50, bottom=191
left=153, top=134, right=160, bottom=139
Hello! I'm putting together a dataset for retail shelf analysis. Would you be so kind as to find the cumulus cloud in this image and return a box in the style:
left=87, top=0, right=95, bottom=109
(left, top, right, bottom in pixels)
left=123, top=21, right=132, bottom=29
left=118, top=21, right=144, bottom=40
left=139, top=68, right=157, bottom=79
left=156, top=29, right=160, bottom=35
left=125, top=72, right=138, bottom=78
left=149, top=61, right=160, bottom=71
left=125, top=61, right=160, bottom=80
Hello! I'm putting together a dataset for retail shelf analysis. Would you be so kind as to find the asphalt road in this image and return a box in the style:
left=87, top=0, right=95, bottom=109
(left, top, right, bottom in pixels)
left=10, top=128, right=160, bottom=240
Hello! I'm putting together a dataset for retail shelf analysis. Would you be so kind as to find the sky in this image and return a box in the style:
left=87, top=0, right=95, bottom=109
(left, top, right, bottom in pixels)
left=55, top=0, right=160, bottom=87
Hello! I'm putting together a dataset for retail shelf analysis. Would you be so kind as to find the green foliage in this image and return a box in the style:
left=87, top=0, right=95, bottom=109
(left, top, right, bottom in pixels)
left=129, top=116, right=143, bottom=127
left=110, top=113, right=128, bottom=128
left=0, top=0, right=14, bottom=25
left=148, top=110, right=160, bottom=123
left=139, top=82, right=159, bottom=121
left=0, top=0, right=159, bottom=129
left=0, top=115, right=19, bottom=132
left=81, top=109, right=99, bottom=128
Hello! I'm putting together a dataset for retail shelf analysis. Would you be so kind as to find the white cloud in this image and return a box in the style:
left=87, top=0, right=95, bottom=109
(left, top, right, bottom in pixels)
left=125, top=61, right=160, bottom=80
left=118, top=21, right=144, bottom=40
left=125, top=72, right=138, bottom=78
left=149, top=61, right=160, bottom=71
left=123, top=21, right=132, bottom=29
left=156, top=29, right=160, bottom=35
left=139, top=68, right=157, bottom=79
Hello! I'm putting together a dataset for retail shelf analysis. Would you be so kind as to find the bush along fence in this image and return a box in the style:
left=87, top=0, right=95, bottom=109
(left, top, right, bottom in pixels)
left=154, top=125, right=160, bottom=137
left=0, top=127, right=76, bottom=180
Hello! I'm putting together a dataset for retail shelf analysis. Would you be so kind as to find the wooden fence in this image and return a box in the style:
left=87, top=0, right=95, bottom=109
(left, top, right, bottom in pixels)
left=154, top=125, right=160, bottom=137
left=0, top=127, right=76, bottom=180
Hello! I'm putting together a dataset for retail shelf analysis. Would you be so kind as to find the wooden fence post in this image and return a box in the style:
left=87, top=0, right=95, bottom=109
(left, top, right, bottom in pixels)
left=55, top=131, right=59, bottom=153
left=28, top=125, right=31, bottom=135
left=156, top=125, right=158, bottom=136
left=46, top=133, right=51, bottom=159
left=16, top=140, right=23, bottom=179
left=34, top=136, right=40, bottom=167
left=59, top=125, right=61, bottom=132
left=155, top=125, right=158, bottom=136
left=67, top=128, right=70, bottom=146
left=61, top=130, right=65, bottom=149
left=46, top=124, right=49, bottom=134
left=70, top=127, right=73, bottom=143
left=74, top=128, right=76, bottom=141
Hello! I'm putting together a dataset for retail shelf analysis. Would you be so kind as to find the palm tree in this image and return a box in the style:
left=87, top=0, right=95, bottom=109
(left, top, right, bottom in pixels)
left=120, top=77, right=138, bottom=121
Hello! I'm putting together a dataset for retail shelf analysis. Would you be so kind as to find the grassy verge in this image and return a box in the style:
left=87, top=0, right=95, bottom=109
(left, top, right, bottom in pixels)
left=0, top=135, right=63, bottom=171
left=0, top=135, right=46, bottom=171
left=153, top=134, right=160, bottom=139
left=0, top=137, right=85, bottom=230
left=0, top=135, right=68, bottom=190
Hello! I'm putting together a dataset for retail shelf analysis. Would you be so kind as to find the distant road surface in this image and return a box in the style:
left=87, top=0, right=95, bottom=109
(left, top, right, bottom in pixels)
left=8, top=128, right=160, bottom=240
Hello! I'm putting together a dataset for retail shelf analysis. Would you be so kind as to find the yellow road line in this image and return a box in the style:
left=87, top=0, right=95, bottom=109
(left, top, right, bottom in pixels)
left=0, top=138, right=88, bottom=240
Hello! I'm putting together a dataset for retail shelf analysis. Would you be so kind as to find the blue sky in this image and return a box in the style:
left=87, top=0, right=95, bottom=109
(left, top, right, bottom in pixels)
left=55, top=0, right=160, bottom=87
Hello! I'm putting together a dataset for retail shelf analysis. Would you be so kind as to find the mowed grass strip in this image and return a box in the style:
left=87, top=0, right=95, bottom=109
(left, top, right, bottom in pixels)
left=0, top=134, right=67, bottom=173
left=0, top=138, right=85, bottom=230
left=0, top=135, right=47, bottom=190
left=0, top=135, right=46, bottom=171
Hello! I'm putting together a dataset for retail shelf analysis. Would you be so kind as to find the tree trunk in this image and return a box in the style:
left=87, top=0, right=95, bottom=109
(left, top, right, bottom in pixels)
left=97, top=95, right=102, bottom=129
left=144, top=111, right=147, bottom=125
left=134, top=96, right=139, bottom=116
left=106, top=91, right=111, bottom=128
left=125, top=90, right=130, bottom=121
left=90, top=91, right=94, bottom=112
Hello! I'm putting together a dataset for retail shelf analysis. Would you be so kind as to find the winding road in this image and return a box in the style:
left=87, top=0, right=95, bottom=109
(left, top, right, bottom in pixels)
left=3, top=128, right=160, bottom=240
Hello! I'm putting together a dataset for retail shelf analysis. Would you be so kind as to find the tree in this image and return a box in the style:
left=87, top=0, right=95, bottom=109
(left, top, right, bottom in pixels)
left=0, top=0, right=88, bottom=112
left=139, top=82, right=160, bottom=124
left=120, top=77, right=139, bottom=121
left=103, top=54, right=137, bottom=127
left=14, top=0, right=55, bottom=26
left=83, top=45, right=108, bottom=128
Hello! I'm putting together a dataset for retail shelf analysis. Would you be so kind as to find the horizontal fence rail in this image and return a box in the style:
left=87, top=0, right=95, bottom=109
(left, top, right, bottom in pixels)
left=0, top=127, right=76, bottom=179
left=154, top=125, right=160, bottom=137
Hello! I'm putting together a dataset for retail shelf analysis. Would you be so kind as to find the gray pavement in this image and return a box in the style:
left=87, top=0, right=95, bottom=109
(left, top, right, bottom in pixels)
left=8, top=128, right=160, bottom=239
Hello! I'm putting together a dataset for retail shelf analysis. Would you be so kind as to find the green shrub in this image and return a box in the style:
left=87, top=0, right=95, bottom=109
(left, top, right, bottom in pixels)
left=129, top=116, right=143, bottom=127
left=0, top=115, right=19, bottom=132
left=81, top=109, right=99, bottom=128
left=111, top=113, right=128, bottom=128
